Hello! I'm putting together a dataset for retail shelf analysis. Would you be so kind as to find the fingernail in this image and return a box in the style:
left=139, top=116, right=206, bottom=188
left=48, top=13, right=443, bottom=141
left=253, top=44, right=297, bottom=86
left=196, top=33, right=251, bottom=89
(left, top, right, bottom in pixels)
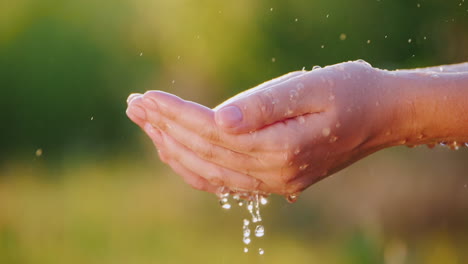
left=128, top=105, right=146, bottom=120
left=142, top=97, right=159, bottom=111
left=216, top=105, right=243, bottom=127
left=127, top=93, right=141, bottom=104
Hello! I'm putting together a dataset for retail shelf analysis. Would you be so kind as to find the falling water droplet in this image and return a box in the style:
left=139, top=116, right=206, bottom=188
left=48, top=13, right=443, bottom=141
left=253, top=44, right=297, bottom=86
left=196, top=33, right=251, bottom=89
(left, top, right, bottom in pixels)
left=294, top=18, right=298, bottom=22
left=244, top=219, right=250, bottom=226
left=260, top=196, right=268, bottom=205
left=255, top=225, right=265, bottom=237
left=139, top=52, right=143, bottom=56
left=243, top=237, right=251, bottom=245
left=259, top=248, right=265, bottom=255
left=321, top=45, right=325, bottom=49
left=312, top=65, right=321, bottom=70
left=35, top=148, right=43, bottom=157
left=339, top=33, right=347, bottom=40
left=367, top=39, right=371, bottom=44
left=408, top=38, right=412, bottom=43
left=244, top=247, right=249, bottom=253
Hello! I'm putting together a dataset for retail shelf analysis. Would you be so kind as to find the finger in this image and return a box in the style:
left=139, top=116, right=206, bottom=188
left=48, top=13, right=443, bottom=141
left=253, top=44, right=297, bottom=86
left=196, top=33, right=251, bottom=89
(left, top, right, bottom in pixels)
left=157, top=129, right=272, bottom=193
left=142, top=123, right=219, bottom=194
left=126, top=95, right=147, bottom=127
left=166, top=159, right=219, bottom=194
left=127, top=93, right=142, bottom=104
left=213, top=71, right=307, bottom=111
left=141, top=91, right=270, bottom=153
left=147, top=113, right=273, bottom=172
left=214, top=69, right=334, bottom=133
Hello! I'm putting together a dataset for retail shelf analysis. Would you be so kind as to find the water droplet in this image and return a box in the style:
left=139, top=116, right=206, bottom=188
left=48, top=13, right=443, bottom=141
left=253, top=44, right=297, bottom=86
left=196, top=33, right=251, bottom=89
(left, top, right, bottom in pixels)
left=439, top=142, right=447, bottom=146
left=329, top=136, right=338, bottom=143
left=294, top=147, right=301, bottom=155
left=35, top=148, right=43, bottom=157
left=339, top=33, right=347, bottom=40
left=271, top=57, right=276, bottom=62
left=270, top=7, right=273, bottom=11
left=139, top=52, right=143, bottom=56
left=177, top=55, right=181, bottom=60
left=243, top=227, right=251, bottom=237
left=260, top=196, right=268, bottom=205
left=417, top=3, right=421, bottom=7
left=243, top=237, right=251, bottom=245
left=297, top=116, right=305, bottom=124
left=259, top=248, right=265, bottom=255
left=367, top=39, right=371, bottom=44
left=244, top=219, right=250, bottom=226
left=220, top=197, right=231, bottom=210
left=423, top=36, right=427, bottom=40
left=326, top=14, right=330, bottom=18
left=465, top=143, right=468, bottom=147
left=408, top=38, right=412, bottom=43
left=286, top=193, right=300, bottom=203
left=321, top=45, right=325, bottom=49
left=172, top=80, right=175, bottom=84
left=385, top=35, right=388, bottom=38
left=289, top=89, right=299, bottom=100
left=90, top=116, right=94, bottom=120
left=299, top=164, right=309, bottom=171
left=312, top=65, right=321, bottom=70
left=294, top=18, right=298, bottom=22
left=255, top=225, right=265, bottom=237
left=322, top=127, right=331, bottom=137
left=244, top=247, right=249, bottom=253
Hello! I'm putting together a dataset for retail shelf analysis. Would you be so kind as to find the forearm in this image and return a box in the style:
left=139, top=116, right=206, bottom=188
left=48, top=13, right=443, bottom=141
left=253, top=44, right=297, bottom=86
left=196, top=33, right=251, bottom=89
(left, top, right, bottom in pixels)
left=383, top=69, right=468, bottom=147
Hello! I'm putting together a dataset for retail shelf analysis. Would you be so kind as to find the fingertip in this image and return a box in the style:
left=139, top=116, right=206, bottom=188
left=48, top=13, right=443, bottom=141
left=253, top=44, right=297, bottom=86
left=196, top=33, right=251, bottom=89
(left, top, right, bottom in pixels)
left=127, top=93, right=142, bottom=104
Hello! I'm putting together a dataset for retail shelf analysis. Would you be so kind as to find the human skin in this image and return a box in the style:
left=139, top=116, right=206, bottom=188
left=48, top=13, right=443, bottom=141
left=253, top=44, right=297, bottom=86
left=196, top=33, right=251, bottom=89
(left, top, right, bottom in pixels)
left=126, top=61, right=468, bottom=196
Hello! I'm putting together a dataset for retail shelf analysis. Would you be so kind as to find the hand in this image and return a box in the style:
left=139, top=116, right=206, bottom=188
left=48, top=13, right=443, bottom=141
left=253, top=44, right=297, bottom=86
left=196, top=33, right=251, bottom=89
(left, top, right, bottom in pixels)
left=126, top=61, right=404, bottom=195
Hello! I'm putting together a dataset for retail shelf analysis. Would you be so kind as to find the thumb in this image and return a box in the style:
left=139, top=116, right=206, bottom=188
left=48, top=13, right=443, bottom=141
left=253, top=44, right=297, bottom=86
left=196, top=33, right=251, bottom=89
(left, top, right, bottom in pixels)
left=215, top=70, right=328, bottom=134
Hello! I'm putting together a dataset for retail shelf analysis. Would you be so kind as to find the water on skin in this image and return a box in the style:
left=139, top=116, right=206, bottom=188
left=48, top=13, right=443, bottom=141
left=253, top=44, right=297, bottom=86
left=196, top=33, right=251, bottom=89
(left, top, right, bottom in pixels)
left=286, top=193, right=300, bottom=203
left=312, top=65, right=321, bottom=70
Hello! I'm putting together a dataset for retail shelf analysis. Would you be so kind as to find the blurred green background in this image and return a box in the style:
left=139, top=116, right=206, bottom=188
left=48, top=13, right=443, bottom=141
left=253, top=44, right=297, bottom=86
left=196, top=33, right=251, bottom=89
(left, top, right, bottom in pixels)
left=1, top=0, right=468, bottom=263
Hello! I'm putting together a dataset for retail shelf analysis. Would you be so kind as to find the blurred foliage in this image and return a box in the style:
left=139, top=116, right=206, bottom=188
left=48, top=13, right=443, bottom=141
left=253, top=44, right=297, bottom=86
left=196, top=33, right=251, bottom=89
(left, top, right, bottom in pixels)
left=1, top=0, right=468, bottom=263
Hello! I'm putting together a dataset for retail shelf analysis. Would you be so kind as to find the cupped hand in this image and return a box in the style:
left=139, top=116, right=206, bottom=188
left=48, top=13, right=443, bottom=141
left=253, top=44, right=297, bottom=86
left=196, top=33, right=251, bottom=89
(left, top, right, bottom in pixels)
left=126, top=61, right=400, bottom=196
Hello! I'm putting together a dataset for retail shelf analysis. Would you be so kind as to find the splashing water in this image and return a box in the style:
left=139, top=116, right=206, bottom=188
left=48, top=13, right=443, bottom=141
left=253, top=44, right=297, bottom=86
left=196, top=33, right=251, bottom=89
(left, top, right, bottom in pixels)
left=218, top=188, right=269, bottom=255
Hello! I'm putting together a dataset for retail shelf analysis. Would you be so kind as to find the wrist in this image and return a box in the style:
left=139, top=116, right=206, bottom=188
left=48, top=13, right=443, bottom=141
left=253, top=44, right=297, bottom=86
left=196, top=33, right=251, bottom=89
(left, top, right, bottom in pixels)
left=378, top=69, right=468, bottom=147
